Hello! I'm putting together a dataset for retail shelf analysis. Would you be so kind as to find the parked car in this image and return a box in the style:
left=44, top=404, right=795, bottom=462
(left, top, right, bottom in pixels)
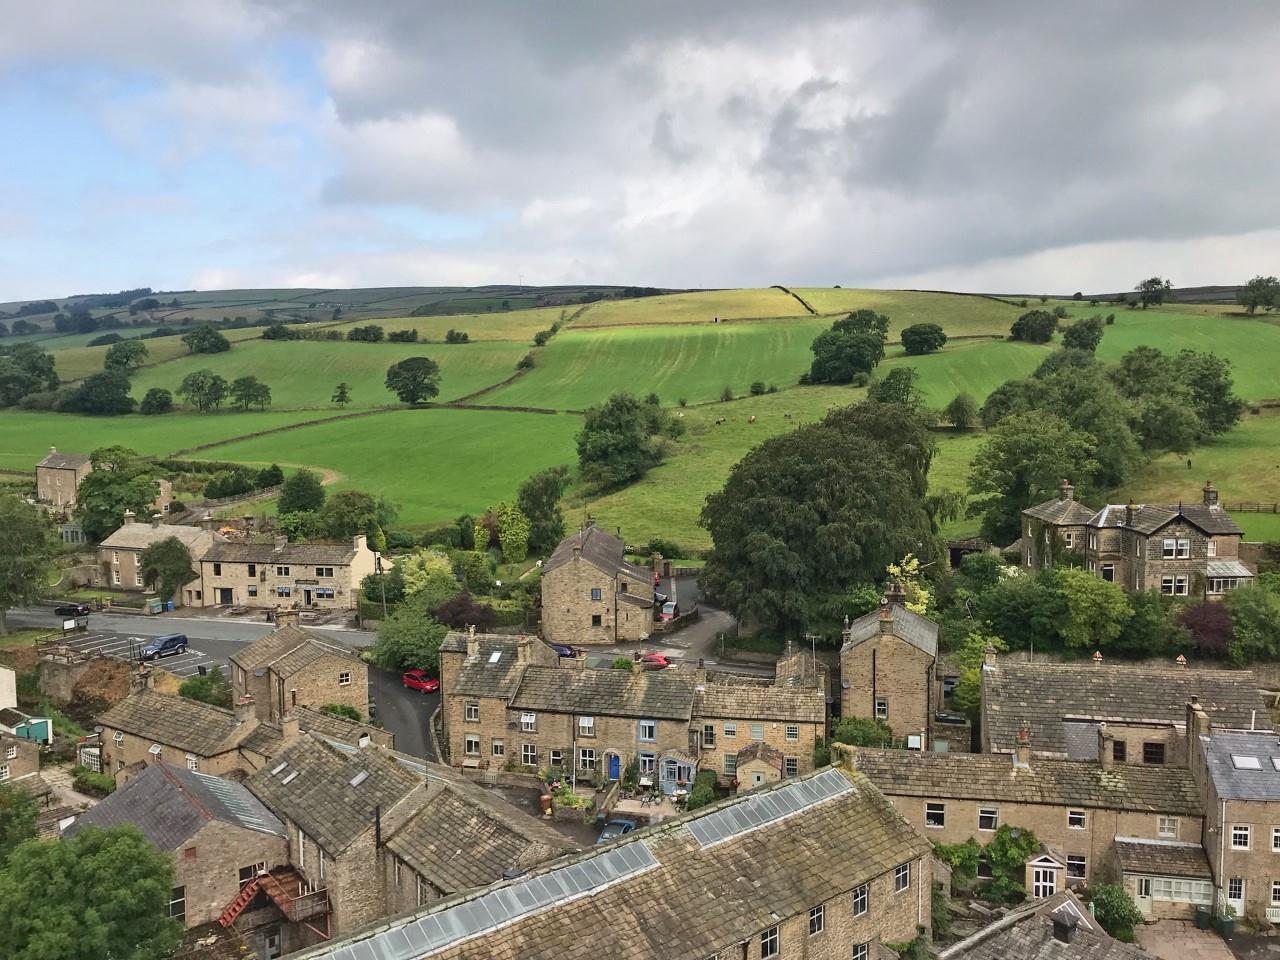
left=640, top=653, right=671, bottom=670
left=548, top=643, right=576, bottom=658
left=653, top=571, right=661, bottom=587
left=596, top=819, right=636, bottom=844
left=401, top=669, right=440, bottom=694
left=53, top=603, right=90, bottom=618
left=140, top=633, right=188, bottom=661
left=659, top=601, right=679, bottom=622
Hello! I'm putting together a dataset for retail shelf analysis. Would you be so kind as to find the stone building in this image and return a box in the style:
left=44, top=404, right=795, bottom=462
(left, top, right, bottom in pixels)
left=940, top=889, right=1147, bottom=960
left=35, top=446, right=92, bottom=510
left=839, top=598, right=937, bottom=747
left=198, top=535, right=377, bottom=611
left=1021, top=480, right=1253, bottom=598
left=0, top=729, right=48, bottom=803
left=734, top=741, right=785, bottom=791
left=980, top=657, right=1265, bottom=763
left=693, top=680, right=825, bottom=786
left=540, top=524, right=654, bottom=645
left=229, top=619, right=368, bottom=722
left=288, top=765, right=932, bottom=960
left=95, top=512, right=224, bottom=605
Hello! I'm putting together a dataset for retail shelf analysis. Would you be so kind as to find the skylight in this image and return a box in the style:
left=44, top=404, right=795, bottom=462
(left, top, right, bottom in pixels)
left=1231, top=755, right=1261, bottom=770
left=1272, top=758, right=1280, bottom=772
left=281, top=771, right=299, bottom=785
left=488, top=650, right=502, bottom=664
left=271, top=762, right=288, bottom=775
left=685, top=768, right=852, bottom=848
left=350, top=770, right=369, bottom=787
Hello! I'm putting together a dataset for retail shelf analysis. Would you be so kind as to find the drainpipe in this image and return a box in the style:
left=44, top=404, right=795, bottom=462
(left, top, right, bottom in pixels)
left=870, top=648, right=877, bottom=720
left=1217, top=797, right=1226, bottom=913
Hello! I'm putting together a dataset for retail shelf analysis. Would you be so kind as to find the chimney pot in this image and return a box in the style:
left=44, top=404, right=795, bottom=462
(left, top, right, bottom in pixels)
left=151, top=513, right=162, bottom=528
left=883, top=580, right=907, bottom=606
left=1092, top=650, right=1103, bottom=666
left=49, top=445, right=57, bottom=454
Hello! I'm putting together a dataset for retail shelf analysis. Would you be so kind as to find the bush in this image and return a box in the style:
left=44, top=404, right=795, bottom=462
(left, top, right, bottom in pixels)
left=347, top=325, right=385, bottom=342
left=1052, top=305, right=1068, bottom=319
left=685, top=770, right=718, bottom=810
left=178, top=667, right=232, bottom=708
left=900, top=322, right=948, bottom=355
left=933, top=838, right=980, bottom=886
left=720, top=386, right=734, bottom=402
left=1089, top=884, right=1142, bottom=941
left=749, top=381, right=766, bottom=396
left=516, top=352, right=535, bottom=370
left=72, top=766, right=116, bottom=798
left=320, top=703, right=362, bottom=722
left=387, top=329, right=418, bottom=342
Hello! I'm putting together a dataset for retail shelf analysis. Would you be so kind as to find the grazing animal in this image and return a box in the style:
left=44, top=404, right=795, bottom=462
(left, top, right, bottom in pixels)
left=715, top=417, right=726, bottom=425
left=748, top=415, right=757, bottom=423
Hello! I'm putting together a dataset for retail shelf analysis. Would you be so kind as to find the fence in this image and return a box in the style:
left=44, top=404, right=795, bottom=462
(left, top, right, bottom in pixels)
left=1225, top=502, right=1280, bottom=514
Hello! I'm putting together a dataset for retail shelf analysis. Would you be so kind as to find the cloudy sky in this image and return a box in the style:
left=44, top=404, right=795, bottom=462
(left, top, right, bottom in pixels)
left=3, top=1, right=1279, bottom=300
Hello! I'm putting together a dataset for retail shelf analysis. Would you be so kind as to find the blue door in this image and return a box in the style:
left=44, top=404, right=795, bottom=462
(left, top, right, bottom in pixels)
left=608, top=754, right=621, bottom=781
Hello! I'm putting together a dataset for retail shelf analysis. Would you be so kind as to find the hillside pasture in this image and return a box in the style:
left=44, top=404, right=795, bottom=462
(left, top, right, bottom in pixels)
left=52, top=327, right=264, bottom=383
left=879, top=339, right=1050, bottom=408
left=793, top=288, right=1023, bottom=336
left=325, top=305, right=567, bottom=343
left=573, top=289, right=807, bottom=327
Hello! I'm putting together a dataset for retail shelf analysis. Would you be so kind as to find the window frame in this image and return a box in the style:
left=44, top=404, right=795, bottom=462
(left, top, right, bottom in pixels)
left=1159, top=816, right=1179, bottom=839
left=894, top=862, right=910, bottom=893
left=578, top=747, right=596, bottom=770
left=1067, top=810, right=1086, bottom=830
left=783, top=756, right=798, bottom=777
left=338, top=671, right=351, bottom=686
left=760, top=925, right=779, bottom=959
left=875, top=697, right=888, bottom=720
left=1066, top=855, right=1086, bottom=879
left=785, top=724, right=799, bottom=742
left=925, top=802, right=946, bottom=829
left=638, top=719, right=656, bottom=742
left=578, top=715, right=595, bottom=738
left=808, top=903, right=824, bottom=936
left=1143, top=741, right=1166, bottom=765
left=978, top=807, right=999, bottom=832
left=464, top=701, right=480, bottom=722
left=463, top=735, right=480, bottom=757
left=750, top=723, right=764, bottom=741
left=852, top=882, right=869, bottom=916
left=590, top=587, right=602, bottom=601
left=723, top=723, right=736, bottom=739
left=491, top=740, right=504, bottom=758
left=1231, top=824, right=1251, bottom=850
left=723, top=753, right=737, bottom=776
left=852, top=944, right=869, bottom=960
left=169, top=885, right=187, bottom=923
left=522, top=743, right=537, bottom=766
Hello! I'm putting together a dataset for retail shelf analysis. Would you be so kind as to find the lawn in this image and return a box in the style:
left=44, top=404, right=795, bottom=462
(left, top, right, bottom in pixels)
left=195, top=408, right=583, bottom=527
left=793, top=288, right=1023, bottom=336
left=325, top=304, right=567, bottom=343
left=128, top=338, right=528, bottom=410
left=573, top=289, right=806, bottom=327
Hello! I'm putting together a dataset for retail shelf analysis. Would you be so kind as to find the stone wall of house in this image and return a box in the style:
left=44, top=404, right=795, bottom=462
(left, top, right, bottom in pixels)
left=541, top=556, right=651, bottom=646
left=840, top=639, right=933, bottom=744
left=329, top=827, right=385, bottom=936
left=695, top=714, right=822, bottom=786
left=38, top=463, right=91, bottom=509
left=232, top=662, right=273, bottom=721
left=736, top=757, right=782, bottom=790
left=201, top=559, right=362, bottom=610
left=1201, top=789, right=1280, bottom=923
left=174, top=819, right=290, bottom=929
left=98, top=730, right=247, bottom=782
left=277, top=657, right=369, bottom=720
left=0, top=733, right=39, bottom=782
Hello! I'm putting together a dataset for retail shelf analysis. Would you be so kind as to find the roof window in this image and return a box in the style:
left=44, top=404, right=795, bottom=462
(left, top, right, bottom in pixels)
left=271, top=762, right=288, bottom=775
left=1231, top=754, right=1261, bottom=770
left=488, top=650, right=502, bottom=664
left=281, top=771, right=299, bottom=785
left=350, top=770, right=369, bottom=787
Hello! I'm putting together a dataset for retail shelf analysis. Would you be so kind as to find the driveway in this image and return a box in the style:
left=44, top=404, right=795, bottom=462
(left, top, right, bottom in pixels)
left=1135, top=921, right=1235, bottom=960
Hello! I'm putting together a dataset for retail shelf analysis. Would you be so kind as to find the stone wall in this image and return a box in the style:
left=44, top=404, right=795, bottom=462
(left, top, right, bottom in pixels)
left=840, top=638, right=933, bottom=743
left=175, top=819, right=290, bottom=929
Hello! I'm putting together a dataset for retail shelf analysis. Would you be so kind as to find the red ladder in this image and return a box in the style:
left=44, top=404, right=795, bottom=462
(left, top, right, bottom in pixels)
left=218, top=876, right=263, bottom=928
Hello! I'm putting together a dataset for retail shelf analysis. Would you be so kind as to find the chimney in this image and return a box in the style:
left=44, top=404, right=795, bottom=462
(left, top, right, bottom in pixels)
left=1097, top=722, right=1113, bottom=769
left=884, top=580, right=907, bottom=606
left=1186, top=696, right=1211, bottom=744
left=49, top=445, right=57, bottom=455
left=279, top=713, right=301, bottom=744
left=571, top=539, right=582, bottom=561
left=1092, top=650, right=1103, bottom=667
left=631, top=653, right=645, bottom=674
left=274, top=606, right=299, bottom=628
left=235, top=696, right=256, bottom=723
left=516, top=636, right=532, bottom=666
left=198, top=513, right=215, bottom=531
left=150, top=513, right=162, bottom=528
left=466, top=624, right=479, bottom=659
left=352, top=534, right=367, bottom=553
left=878, top=600, right=894, bottom=634
left=129, top=665, right=154, bottom=693
left=1014, top=723, right=1032, bottom=768
left=122, top=509, right=136, bottom=525
left=695, top=657, right=707, bottom=686
left=1051, top=911, right=1079, bottom=944
left=1203, top=481, right=1219, bottom=507
left=1176, top=654, right=1187, bottom=668
left=1058, top=479, right=1074, bottom=502
left=1124, top=500, right=1135, bottom=527
left=983, top=644, right=997, bottom=667
left=274, top=535, right=288, bottom=549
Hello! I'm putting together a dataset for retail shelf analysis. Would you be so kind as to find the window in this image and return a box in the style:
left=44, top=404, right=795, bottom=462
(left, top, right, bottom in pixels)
left=723, top=754, right=737, bottom=776
left=135, top=571, right=144, bottom=588
left=1273, top=827, right=1280, bottom=851
left=149, top=744, right=163, bottom=758
left=978, top=807, right=998, bottom=831
left=894, top=862, right=910, bottom=892
left=578, top=747, right=596, bottom=770
left=851, top=882, right=868, bottom=916
left=314, top=587, right=335, bottom=599
left=1113, top=740, right=1127, bottom=763
left=5, top=746, right=15, bottom=761
left=578, top=715, right=595, bottom=737
left=618, top=581, right=628, bottom=593
left=169, top=886, right=186, bottom=923
left=465, top=702, right=479, bottom=722
left=186, top=754, right=199, bottom=771
left=1066, top=855, right=1086, bottom=879
left=760, top=926, right=779, bottom=958
left=1152, top=877, right=1212, bottom=904
left=590, top=587, right=602, bottom=601
left=338, top=672, right=351, bottom=686
left=808, top=904, right=824, bottom=935
left=318, top=848, right=326, bottom=880
left=784, top=757, right=798, bottom=777
left=925, top=803, right=946, bottom=828
left=1160, top=816, right=1179, bottom=839
left=239, top=862, right=266, bottom=890
left=1068, top=810, right=1086, bottom=829
left=316, top=567, right=333, bottom=578
left=113, top=731, right=124, bottom=746
left=702, top=724, right=715, bottom=748
left=1088, top=531, right=1098, bottom=550
left=875, top=697, right=888, bottom=720
left=750, top=723, right=764, bottom=741
left=1229, top=878, right=1244, bottom=901
left=520, top=712, right=537, bottom=732
left=639, top=719, right=656, bottom=742
left=113, top=550, right=120, bottom=564
left=1064, top=531, right=1074, bottom=548
left=1143, top=742, right=1166, bottom=765
left=248, top=563, right=256, bottom=577
left=976, top=857, right=993, bottom=880
left=522, top=744, right=537, bottom=766
left=785, top=725, right=799, bottom=742
left=1162, top=537, right=1190, bottom=559
left=247, top=584, right=257, bottom=597
left=1100, top=563, right=1114, bottom=582
left=417, top=874, right=429, bottom=907
left=491, top=740, right=504, bottom=757
left=213, top=562, right=222, bottom=576
left=1032, top=866, right=1057, bottom=898
left=298, top=831, right=305, bottom=869
left=464, top=735, right=480, bottom=756
left=723, top=723, right=736, bottom=739
left=1160, top=574, right=1189, bottom=596
left=1209, top=577, right=1242, bottom=594
left=112, top=568, right=121, bottom=585
left=1208, top=540, right=1218, bottom=557
left=549, top=750, right=562, bottom=768
left=1232, top=825, right=1251, bottom=849
left=852, top=945, right=869, bottom=960
left=277, top=565, right=290, bottom=576
left=590, top=614, right=603, bottom=627
left=276, top=586, right=291, bottom=598
left=393, top=856, right=402, bottom=887
left=1272, top=881, right=1280, bottom=905
left=0, top=765, right=7, bottom=782
left=639, top=752, right=656, bottom=774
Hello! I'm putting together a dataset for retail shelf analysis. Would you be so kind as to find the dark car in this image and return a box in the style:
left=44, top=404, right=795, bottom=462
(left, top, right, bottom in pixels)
left=548, top=643, right=576, bottom=658
left=401, top=669, right=440, bottom=693
left=140, top=633, right=188, bottom=661
left=53, top=603, right=90, bottom=618
left=596, top=819, right=636, bottom=844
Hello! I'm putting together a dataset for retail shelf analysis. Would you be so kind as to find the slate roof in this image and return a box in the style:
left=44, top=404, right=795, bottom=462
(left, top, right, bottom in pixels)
left=541, top=525, right=651, bottom=582
left=1089, top=501, right=1244, bottom=536
left=203, top=540, right=360, bottom=565
left=734, top=741, right=784, bottom=772
left=1114, top=837, right=1212, bottom=879
left=246, top=734, right=419, bottom=855
left=510, top=665, right=696, bottom=721
left=100, top=522, right=222, bottom=554
left=237, top=706, right=388, bottom=758
left=229, top=624, right=359, bottom=677
left=293, top=767, right=931, bottom=960
left=853, top=748, right=1203, bottom=815
left=97, top=690, right=250, bottom=756
left=982, top=660, right=1263, bottom=755
left=445, top=635, right=530, bottom=700
left=1198, top=730, right=1280, bottom=801
left=65, top=762, right=285, bottom=850
left=1023, top=496, right=1095, bottom=526
left=841, top=604, right=938, bottom=658
left=695, top=682, right=825, bottom=723
left=940, top=890, right=1144, bottom=960
left=37, top=449, right=90, bottom=470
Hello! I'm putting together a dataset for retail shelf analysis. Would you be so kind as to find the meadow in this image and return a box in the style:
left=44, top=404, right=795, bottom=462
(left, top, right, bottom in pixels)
left=573, top=288, right=806, bottom=327
left=325, top=304, right=566, bottom=343
left=793, top=288, right=1023, bottom=336
left=52, top=327, right=265, bottom=383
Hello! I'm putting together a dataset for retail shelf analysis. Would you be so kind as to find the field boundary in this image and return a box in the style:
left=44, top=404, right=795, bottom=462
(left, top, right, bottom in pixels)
left=167, top=408, right=401, bottom=456
left=771, top=285, right=818, bottom=315
left=450, top=367, right=530, bottom=403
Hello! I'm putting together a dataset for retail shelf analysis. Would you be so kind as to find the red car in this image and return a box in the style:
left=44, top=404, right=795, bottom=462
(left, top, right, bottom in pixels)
left=401, top=669, right=440, bottom=693
left=640, top=653, right=671, bottom=670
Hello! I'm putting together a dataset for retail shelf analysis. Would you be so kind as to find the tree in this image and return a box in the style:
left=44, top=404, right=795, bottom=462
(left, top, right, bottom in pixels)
left=103, top=339, right=148, bottom=373
left=867, top=367, right=923, bottom=409
left=0, top=344, right=59, bottom=408
left=230, top=375, right=271, bottom=411
left=1116, top=590, right=1188, bottom=658
left=278, top=469, right=325, bottom=515
left=943, top=392, right=978, bottom=430
left=976, top=572, right=1067, bottom=652
left=830, top=716, right=895, bottom=748
left=576, top=393, right=664, bottom=490
left=1172, top=350, right=1244, bottom=437
left=808, top=310, right=889, bottom=384
left=368, top=599, right=449, bottom=672
left=176, top=369, right=228, bottom=412
left=385, top=356, right=441, bottom=404
left=493, top=501, right=532, bottom=563
left=1089, top=884, right=1143, bottom=942
left=57, top=371, right=136, bottom=415
left=0, top=782, right=37, bottom=864
left=451, top=550, right=494, bottom=593
left=138, top=387, right=173, bottom=415
left=517, top=466, right=570, bottom=554
left=950, top=632, right=1007, bottom=720
left=178, top=665, right=232, bottom=708
left=261, top=322, right=298, bottom=340
left=138, top=536, right=196, bottom=602
left=1057, top=568, right=1131, bottom=650
left=1009, top=309, right=1057, bottom=343
left=319, top=490, right=397, bottom=541
left=1134, top=276, right=1173, bottom=309
left=1239, top=275, right=1280, bottom=314
left=346, top=325, right=385, bottom=342
left=256, top=464, right=285, bottom=488
left=180, top=324, right=231, bottom=354
left=429, top=592, right=496, bottom=632
left=899, top=322, right=947, bottom=355
left=1224, top=585, right=1280, bottom=665
left=73, top=448, right=160, bottom=543
left=1061, top=315, right=1104, bottom=352
left=684, top=770, right=717, bottom=810
left=1181, top=601, right=1233, bottom=659
left=0, top=497, right=60, bottom=635
left=331, top=382, right=351, bottom=407
left=0, top=824, right=182, bottom=960
left=700, top=401, right=940, bottom=637
left=400, top=549, right=461, bottom=607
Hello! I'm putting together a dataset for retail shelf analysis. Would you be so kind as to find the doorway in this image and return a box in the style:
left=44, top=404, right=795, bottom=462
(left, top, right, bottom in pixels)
left=263, top=928, right=282, bottom=960
left=1227, top=877, right=1245, bottom=917
left=752, top=771, right=765, bottom=788
left=1134, top=877, right=1152, bottom=918
left=218, top=588, right=233, bottom=605
left=608, top=754, right=621, bottom=781
left=303, top=588, right=313, bottom=605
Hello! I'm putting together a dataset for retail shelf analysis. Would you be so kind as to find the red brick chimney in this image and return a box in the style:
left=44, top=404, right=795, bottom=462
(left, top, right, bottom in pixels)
left=1014, top=723, right=1032, bottom=768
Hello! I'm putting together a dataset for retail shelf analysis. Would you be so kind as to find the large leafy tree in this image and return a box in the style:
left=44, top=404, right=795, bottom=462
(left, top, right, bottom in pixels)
left=230, top=375, right=271, bottom=411
left=967, top=412, right=1099, bottom=543
left=180, top=324, right=231, bottom=354
left=319, top=490, right=397, bottom=541
left=103, top=339, right=148, bottom=372
left=1056, top=568, right=1131, bottom=650
left=808, top=310, right=889, bottom=383
left=385, top=356, right=441, bottom=404
left=1172, top=349, right=1244, bottom=437
left=0, top=782, right=37, bottom=863
left=0, top=344, right=59, bottom=407
left=495, top=501, right=531, bottom=563
left=399, top=549, right=460, bottom=607
left=73, top=447, right=161, bottom=543
left=517, top=466, right=570, bottom=554
left=0, top=824, right=181, bottom=960
left=1009, top=309, right=1057, bottom=343
left=576, top=393, right=661, bottom=491
left=369, top=597, right=449, bottom=673
left=1061, top=315, right=1104, bottom=352
left=976, top=572, right=1067, bottom=652
left=57, top=371, right=136, bottom=415
left=1239, top=275, right=1279, bottom=314
left=867, top=367, right=923, bottom=409
left=137, top=536, right=196, bottom=602
left=176, top=369, right=228, bottom=412
left=1134, top=276, right=1173, bottom=309
left=0, top=496, right=60, bottom=635
left=700, top=400, right=940, bottom=638
left=899, top=322, right=947, bottom=355
left=277, top=468, right=326, bottom=515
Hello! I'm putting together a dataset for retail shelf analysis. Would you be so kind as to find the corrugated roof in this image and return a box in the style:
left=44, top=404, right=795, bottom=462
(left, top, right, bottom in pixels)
left=1114, top=838, right=1212, bottom=879
left=841, top=604, right=938, bottom=658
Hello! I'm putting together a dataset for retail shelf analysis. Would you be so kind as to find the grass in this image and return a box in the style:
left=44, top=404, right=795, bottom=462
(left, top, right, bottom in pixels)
left=128, top=338, right=528, bottom=410
left=0, top=629, right=49, bottom=651
left=573, top=289, right=806, bottom=327
left=326, top=305, right=568, bottom=343
left=879, top=340, right=1050, bottom=408
left=793, top=288, right=1023, bottom=336
left=193, top=408, right=583, bottom=527
left=52, top=327, right=264, bottom=383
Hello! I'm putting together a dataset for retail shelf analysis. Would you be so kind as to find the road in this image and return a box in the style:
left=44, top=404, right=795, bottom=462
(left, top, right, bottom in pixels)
left=9, top=607, right=435, bottom=760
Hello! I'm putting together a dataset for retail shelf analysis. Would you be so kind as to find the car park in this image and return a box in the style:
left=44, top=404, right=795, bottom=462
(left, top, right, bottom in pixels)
left=596, top=819, right=635, bottom=844
left=401, top=669, right=440, bottom=693
left=139, top=633, right=188, bottom=661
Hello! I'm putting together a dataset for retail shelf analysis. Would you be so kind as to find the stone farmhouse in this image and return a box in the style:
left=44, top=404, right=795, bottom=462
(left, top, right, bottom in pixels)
left=230, top=618, right=369, bottom=722
left=840, top=595, right=938, bottom=748
left=35, top=446, right=92, bottom=510
left=1021, top=479, right=1254, bottom=598
left=0, top=729, right=49, bottom=804
left=940, top=889, right=1147, bottom=960
left=199, top=535, right=377, bottom=611
left=289, top=765, right=932, bottom=960
left=439, top=630, right=825, bottom=794
left=95, top=511, right=225, bottom=605
left=540, top=524, right=655, bottom=645
left=981, top=656, right=1266, bottom=763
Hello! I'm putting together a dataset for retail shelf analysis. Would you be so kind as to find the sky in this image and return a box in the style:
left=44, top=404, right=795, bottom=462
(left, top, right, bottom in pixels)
left=2, top=1, right=1279, bottom=300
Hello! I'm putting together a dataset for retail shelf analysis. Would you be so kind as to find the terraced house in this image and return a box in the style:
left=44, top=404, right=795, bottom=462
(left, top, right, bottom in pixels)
left=1021, top=480, right=1254, bottom=598
left=290, top=765, right=932, bottom=960
left=96, top=511, right=225, bottom=605
left=840, top=597, right=938, bottom=748
left=198, top=534, right=377, bottom=611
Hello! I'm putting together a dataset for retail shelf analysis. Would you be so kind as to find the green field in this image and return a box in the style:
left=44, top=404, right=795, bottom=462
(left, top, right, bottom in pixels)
left=794, top=288, right=1023, bottom=335
left=326, top=305, right=566, bottom=343
left=194, top=408, right=582, bottom=526
left=127, top=338, right=527, bottom=410
left=879, top=340, right=1050, bottom=407
left=52, top=327, right=265, bottom=383
left=574, top=289, right=806, bottom=327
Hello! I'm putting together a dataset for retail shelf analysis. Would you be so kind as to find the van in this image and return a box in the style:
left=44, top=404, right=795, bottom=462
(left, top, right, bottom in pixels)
left=140, top=633, right=189, bottom=661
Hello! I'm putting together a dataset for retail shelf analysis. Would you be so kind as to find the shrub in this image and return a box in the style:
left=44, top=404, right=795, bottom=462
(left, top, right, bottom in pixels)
left=387, top=329, right=418, bottom=342
left=347, top=325, right=385, bottom=342
left=720, top=386, right=734, bottom=402
left=685, top=770, right=718, bottom=810
left=72, top=766, right=116, bottom=798
left=1089, top=884, right=1142, bottom=941
left=320, top=703, right=362, bottom=722
left=900, top=322, right=948, bottom=355
left=749, top=381, right=766, bottom=396
left=611, top=656, right=632, bottom=670
left=1052, top=305, right=1068, bottom=319
left=178, top=666, right=232, bottom=708
left=516, top=352, right=535, bottom=369
left=933, top=838, right=980, bottom=886
left=677, top=397, right=687, bottom=407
